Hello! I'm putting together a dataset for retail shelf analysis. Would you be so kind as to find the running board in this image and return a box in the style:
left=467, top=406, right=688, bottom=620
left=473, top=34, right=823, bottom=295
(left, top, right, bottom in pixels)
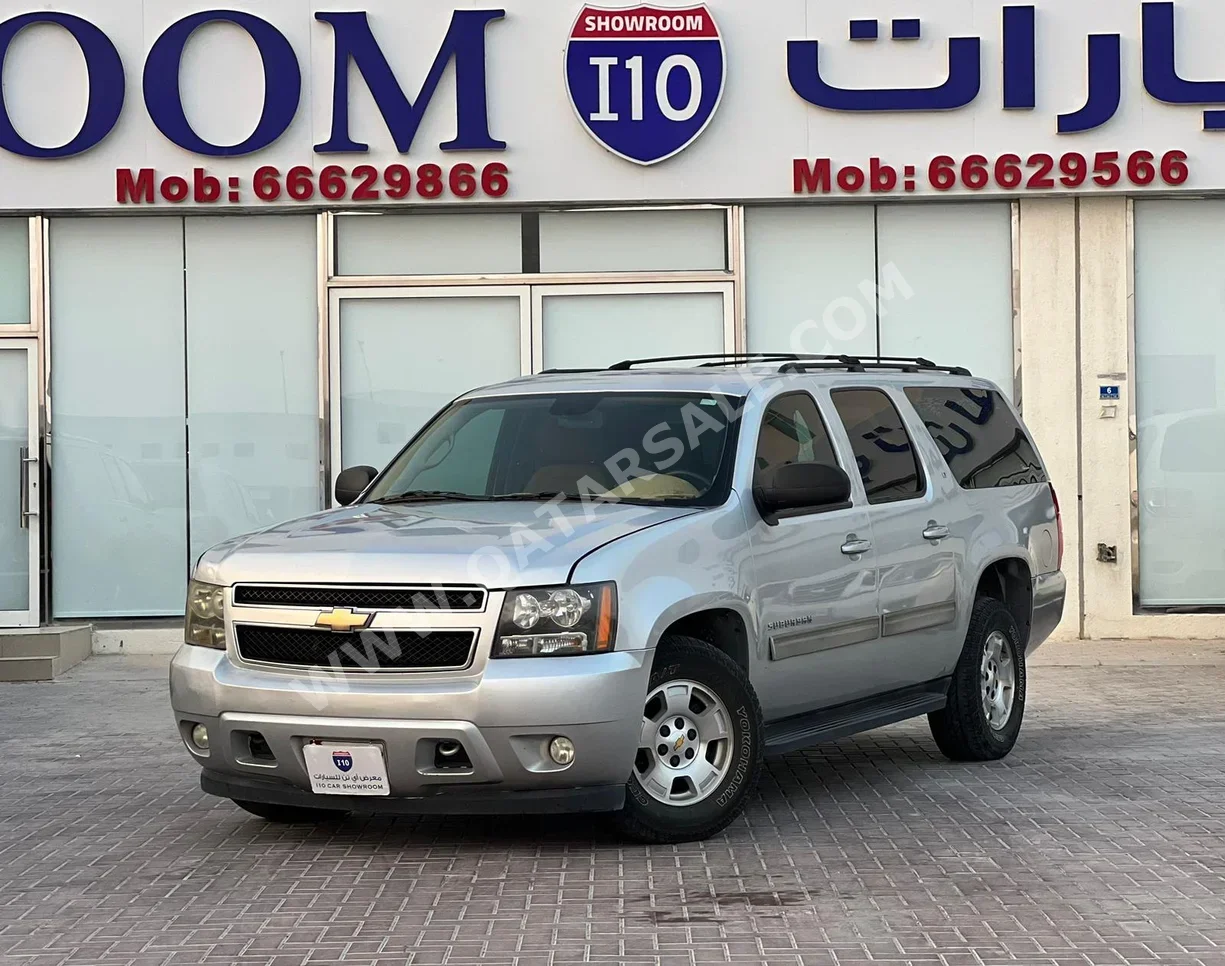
left=764, top=678, right=951, bottom=755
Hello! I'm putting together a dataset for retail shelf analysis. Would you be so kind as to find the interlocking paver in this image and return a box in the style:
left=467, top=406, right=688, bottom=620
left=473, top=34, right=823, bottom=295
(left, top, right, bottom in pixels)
left=2, top=651, right=1225, bottom=965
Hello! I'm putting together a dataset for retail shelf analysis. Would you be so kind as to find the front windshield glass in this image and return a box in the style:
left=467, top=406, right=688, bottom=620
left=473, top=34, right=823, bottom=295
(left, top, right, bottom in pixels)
left=365, top=392, right=743, bottom=507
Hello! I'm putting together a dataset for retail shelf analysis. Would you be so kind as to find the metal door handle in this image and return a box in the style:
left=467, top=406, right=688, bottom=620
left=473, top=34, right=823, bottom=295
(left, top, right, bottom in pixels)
left=923, top=524, right=950, bottom=541
left=18, top=446, right=36, bottom=529
left=841, top=538, right=872, bottom=556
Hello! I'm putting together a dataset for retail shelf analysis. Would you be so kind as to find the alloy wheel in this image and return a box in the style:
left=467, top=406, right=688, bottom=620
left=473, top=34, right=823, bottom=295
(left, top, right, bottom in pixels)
left=633, top=679, right=733, bottom=805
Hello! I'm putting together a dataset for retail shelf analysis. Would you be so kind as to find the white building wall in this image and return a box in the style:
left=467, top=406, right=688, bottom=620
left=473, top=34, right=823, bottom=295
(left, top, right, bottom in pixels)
left=1017, top=199, right=1080, bottom=641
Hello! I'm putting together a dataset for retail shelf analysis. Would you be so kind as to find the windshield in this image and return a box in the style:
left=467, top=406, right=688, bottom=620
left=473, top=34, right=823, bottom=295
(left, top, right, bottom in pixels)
left=365, top=392, right=743, bottom=507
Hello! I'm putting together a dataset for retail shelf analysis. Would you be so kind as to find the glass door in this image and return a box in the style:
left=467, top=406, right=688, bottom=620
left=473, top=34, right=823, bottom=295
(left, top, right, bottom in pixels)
left=0, top=340, right=38, bottom=626
left=328, top=287, right=532, bottom=500
left=530, top=282, right=736, bottom=371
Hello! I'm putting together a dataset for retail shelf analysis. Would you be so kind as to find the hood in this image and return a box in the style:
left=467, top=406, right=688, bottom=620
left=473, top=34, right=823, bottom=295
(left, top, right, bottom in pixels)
left=195, top=500, right=701, bottom=588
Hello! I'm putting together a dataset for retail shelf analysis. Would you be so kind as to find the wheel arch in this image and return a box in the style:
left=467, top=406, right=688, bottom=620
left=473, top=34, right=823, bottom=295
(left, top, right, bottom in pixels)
left=973, top=556, right=1034, bottom=648
left=647, top=600, right=754, bottom=675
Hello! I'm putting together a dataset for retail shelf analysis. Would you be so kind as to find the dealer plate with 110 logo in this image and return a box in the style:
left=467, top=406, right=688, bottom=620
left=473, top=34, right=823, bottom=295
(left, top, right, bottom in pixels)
left=566, top=4, right=726, bottom=165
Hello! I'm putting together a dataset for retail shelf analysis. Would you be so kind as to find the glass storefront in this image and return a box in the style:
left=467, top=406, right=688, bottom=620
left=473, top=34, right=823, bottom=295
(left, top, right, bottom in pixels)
left=48, top=216, right=319, bottom=618
left=745, top=202, right=1015, bottom=393
left=1135, top=200, right=1225, bottom=608
left=3, top=204, right=1018, bottom=621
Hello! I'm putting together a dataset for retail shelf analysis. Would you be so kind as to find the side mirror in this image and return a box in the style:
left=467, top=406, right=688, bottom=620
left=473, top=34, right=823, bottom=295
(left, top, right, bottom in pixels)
left=335, top=466, right=378, bottom=507
left=754, top=462, right=851, bottom=522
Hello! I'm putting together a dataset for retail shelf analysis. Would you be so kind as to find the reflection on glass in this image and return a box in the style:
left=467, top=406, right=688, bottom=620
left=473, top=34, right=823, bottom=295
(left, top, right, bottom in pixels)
left=877, top=204, right=1014, bottom=395
left=539, top=210, right=727, bottom=273
left=905, top=387, right=1046, bottom=488
left=49, top=218, right=188, bottom=618
left=745, top=206, right=878, bottom=357
left=337, top=213, right=522, bottom=277
left=831, top=389, right=924, bottom=504
left=186, top=217, right=320, bottom=566
left=0, top=349, right=29, bottom=611
left=340, top=297, right=522, bottom=472
left=368, top=392, right=739, bottom=507
left=542, top=292, right=724, bottom=370
left=0, top=218, right=29, bottom=325
left=1136, top=201, right=1225, bottom=607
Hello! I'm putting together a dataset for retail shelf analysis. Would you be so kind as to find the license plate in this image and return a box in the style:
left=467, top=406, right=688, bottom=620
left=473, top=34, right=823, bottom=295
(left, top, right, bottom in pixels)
left=303, top=741, right=390, bottom=796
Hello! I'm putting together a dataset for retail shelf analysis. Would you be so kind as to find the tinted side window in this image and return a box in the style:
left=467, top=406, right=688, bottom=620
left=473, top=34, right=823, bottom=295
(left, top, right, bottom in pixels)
left=905, top=387, right=1048, bottom=488
left=754, top=392, right=839, bottom=481
left=831, top=389, right=924, bottom=504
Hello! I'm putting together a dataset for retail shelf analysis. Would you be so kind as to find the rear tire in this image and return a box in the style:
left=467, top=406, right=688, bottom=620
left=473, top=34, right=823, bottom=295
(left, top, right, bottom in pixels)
left=615, top=635, right=763, bottom=844
left=928, top=597, right=1027, bottom=762
left=232, top=799, right=347, bottom=824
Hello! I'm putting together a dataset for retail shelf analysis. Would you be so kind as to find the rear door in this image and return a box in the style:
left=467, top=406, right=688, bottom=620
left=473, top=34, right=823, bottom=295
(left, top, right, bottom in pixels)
left=746, top=390, right=883, bottom=719
left=828, top=386, right=959, bottom=688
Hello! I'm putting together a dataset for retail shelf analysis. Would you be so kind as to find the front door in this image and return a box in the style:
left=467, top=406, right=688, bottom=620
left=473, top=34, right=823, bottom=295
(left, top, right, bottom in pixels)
left=747, top=391, right=882, bottom=720
left=0, top=341, right=39, bottom=627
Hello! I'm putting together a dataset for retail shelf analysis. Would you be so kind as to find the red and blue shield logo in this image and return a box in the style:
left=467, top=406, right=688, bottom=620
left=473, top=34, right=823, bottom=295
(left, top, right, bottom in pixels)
left=565, top=5, right=726, bottom=165
left=331, top=751, right=354, bottom=772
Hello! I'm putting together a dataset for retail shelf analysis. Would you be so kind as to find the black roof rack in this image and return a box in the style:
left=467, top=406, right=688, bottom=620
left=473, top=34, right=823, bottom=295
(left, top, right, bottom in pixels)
left=602, top=352, right=971, bottom=377
left=778, top=355, right=972, bottom=376
left=607, top=353, right=851, bottom=370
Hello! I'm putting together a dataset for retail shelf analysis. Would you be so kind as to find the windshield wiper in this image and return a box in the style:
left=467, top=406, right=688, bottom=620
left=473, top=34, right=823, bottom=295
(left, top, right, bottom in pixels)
left=484, top=492, right=587, bottom=503
left=373, top=490, right=487, bottom=505
left=375, top=490, right=591, bottom=506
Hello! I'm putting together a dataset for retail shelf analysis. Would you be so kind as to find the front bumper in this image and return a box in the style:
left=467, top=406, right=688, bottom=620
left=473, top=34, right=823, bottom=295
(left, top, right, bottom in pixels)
left=170, top=644, right=651, bottom=811
left=201, top=770, right=625, bottom=814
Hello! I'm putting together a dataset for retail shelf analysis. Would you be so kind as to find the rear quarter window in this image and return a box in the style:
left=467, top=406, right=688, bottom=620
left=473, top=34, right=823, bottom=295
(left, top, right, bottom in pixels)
left=905, top=387, right=1047, bottom=488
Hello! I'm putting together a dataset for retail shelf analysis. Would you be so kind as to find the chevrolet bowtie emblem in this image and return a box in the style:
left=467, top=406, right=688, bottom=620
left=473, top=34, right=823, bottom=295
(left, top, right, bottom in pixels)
left=315, top=608, right=373, bottom=633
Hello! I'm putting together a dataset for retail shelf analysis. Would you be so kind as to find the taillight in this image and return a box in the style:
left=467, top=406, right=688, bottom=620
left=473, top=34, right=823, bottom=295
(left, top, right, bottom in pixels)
left=1049, top=483, right=1064, bottom=570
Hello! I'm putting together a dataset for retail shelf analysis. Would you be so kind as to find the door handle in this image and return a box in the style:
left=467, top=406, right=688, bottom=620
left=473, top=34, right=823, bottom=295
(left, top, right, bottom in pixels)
left=18, top=446, right=37, bottom=530
left=841, top=538, right=873, bottom=556
left=923, top=524, right=950, bottom=541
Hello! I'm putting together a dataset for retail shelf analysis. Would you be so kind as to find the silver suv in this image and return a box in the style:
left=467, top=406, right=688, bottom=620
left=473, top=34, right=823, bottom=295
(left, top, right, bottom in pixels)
left=170, top=354, right=1065, bottom=842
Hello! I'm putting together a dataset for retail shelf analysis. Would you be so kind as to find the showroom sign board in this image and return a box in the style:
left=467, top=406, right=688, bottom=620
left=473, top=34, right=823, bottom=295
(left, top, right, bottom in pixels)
left=0, top=0, right=1222, bottom=208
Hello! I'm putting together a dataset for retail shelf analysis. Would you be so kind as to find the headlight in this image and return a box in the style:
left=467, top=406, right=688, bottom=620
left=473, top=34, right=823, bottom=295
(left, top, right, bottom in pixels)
left=185, top=580, right=226, bottom=649
left=493, top=583, right=617, bottom=658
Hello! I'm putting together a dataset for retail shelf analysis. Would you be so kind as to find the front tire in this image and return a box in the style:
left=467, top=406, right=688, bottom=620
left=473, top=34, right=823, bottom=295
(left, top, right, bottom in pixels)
left=232, top=799, right=347, bottom=824
left=928, top=597, right=1027, bottom=761
left=615, top=635, right=763, bottom=843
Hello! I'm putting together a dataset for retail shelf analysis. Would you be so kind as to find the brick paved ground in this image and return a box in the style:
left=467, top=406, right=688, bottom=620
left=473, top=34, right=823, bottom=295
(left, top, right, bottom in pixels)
left=2, top=646, right=1225, bottom=966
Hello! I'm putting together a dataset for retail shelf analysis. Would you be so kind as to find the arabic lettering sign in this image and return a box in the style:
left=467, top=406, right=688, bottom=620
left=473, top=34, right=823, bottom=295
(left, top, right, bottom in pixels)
left=0, top=0, right=1224, bottom=209
left=788, top=2, right=1225, bottom=134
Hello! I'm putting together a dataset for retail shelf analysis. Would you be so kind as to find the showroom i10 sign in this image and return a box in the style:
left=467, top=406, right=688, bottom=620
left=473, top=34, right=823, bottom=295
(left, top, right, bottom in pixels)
left=0, top=0, right=1223, bottom=209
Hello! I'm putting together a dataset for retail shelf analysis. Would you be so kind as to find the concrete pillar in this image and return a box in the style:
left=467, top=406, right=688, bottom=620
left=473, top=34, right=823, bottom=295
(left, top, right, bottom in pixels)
left=1077, top=198, right=1134, bottom=639
left=1016, top=198, right=1080, bottom=640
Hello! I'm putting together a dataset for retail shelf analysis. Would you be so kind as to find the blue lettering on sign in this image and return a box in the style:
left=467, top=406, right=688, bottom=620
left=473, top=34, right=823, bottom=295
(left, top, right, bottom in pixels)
left=144, top=10, right=301, bottom=158
left=788, top=19, right=980, bottom=113
left=0, top=7, right=505, bottom=160
left=788, top=2, right=1225, bottom=134
left=314, top=9, right=506, bottom=154
left=0, top=12, right=125, bottom=158
left=565, top=5, right=725, bottom=166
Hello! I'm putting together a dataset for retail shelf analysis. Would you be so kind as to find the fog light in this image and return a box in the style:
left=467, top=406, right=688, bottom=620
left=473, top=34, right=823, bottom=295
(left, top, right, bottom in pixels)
left=548, top=736, right=575, bottom=766
left=190, top=724, right=209, bottom=750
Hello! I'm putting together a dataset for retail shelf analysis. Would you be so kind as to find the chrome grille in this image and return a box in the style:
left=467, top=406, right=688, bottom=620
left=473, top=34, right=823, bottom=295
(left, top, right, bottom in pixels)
left=235, top=625, right=476, bottom=672
left=232, top=584, right=486, bottom=612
